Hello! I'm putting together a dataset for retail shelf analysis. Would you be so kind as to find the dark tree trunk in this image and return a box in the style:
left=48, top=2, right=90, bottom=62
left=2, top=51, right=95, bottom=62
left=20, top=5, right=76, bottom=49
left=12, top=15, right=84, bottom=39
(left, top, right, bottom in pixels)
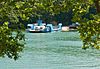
left=94, top=0, right=100, bottom=13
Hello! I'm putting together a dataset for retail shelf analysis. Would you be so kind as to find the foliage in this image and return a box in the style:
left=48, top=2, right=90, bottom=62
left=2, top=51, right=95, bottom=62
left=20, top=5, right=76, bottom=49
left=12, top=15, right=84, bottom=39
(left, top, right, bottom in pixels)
left=0, top=1, right=27, bottom=60
left=0, top=22, right=24, bottom=60
left=71, top=0, right=100, bottom=49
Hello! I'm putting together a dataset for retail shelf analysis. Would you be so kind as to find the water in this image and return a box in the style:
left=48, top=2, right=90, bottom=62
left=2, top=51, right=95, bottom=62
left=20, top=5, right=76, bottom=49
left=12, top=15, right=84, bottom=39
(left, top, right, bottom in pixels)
left=0, top=32, right=100, bottom=69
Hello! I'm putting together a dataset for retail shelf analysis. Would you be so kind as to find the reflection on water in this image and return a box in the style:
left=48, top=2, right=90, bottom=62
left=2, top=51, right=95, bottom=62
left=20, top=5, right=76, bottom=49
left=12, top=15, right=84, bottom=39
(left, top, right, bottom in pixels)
left=0, top=32, right=100, bottom=69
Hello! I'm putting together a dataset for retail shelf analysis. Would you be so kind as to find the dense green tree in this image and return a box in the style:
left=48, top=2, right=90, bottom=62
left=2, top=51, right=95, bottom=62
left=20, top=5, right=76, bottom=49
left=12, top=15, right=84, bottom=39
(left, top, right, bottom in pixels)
left=71, top=0, right=100, bottom=49
left=0, top=1, right=28, bottom=60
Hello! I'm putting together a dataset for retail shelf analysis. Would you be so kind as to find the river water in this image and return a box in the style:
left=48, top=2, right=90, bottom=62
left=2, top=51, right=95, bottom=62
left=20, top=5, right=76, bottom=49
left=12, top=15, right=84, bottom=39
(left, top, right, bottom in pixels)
left=0, top=32, right=100, bottom=69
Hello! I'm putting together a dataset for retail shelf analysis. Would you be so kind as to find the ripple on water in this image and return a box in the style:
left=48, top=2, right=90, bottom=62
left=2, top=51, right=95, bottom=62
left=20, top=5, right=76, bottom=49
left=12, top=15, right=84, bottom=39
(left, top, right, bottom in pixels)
left=0, top=32, right=100, bottom=69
